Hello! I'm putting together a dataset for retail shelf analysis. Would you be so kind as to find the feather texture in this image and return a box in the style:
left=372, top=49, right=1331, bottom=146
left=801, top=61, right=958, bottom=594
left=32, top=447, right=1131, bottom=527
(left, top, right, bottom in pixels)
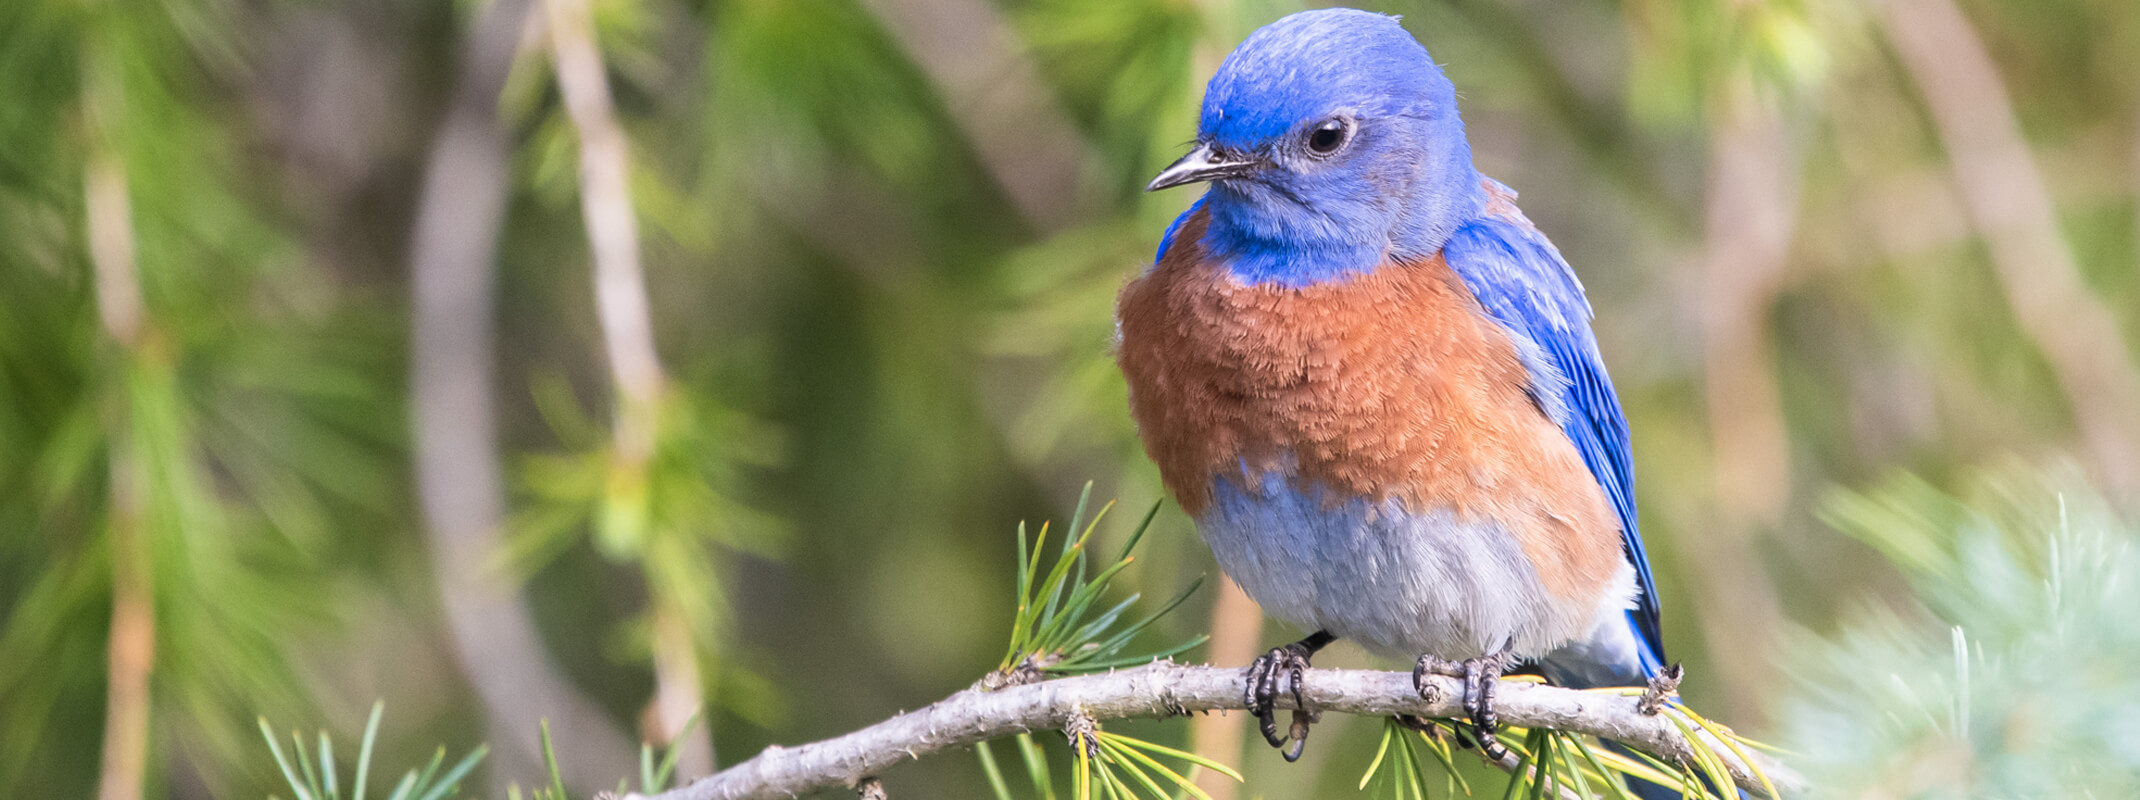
left=1122, top=6, right=1664, bottom=687
left=1450, top=180, right=1665, bottom=679
left=1118, top=209, right=1632, bottom=658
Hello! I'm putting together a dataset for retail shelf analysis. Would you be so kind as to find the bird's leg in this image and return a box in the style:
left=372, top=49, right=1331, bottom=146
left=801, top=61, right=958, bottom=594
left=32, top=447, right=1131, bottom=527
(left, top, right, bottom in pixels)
left=1463, top=650, right=1514, bottom=761
left=1244, top=630, right=1335, bottom=762
left=1412, top=649, right=1515, bottom=761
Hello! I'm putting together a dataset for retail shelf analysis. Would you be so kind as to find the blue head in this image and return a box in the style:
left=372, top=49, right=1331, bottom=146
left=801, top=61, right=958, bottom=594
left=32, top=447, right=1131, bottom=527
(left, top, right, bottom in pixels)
left=1149, top=9, right=1485, bottom=286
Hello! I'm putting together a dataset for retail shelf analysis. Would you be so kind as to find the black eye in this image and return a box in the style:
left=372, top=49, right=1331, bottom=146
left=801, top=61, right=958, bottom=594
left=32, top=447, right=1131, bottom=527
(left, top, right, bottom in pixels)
left=1306, top=118, right=1350, bottom=155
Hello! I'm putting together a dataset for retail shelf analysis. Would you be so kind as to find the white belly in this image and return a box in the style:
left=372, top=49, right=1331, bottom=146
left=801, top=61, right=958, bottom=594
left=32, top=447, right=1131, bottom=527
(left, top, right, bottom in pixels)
left=1197, top=471, right=1629, bottom=661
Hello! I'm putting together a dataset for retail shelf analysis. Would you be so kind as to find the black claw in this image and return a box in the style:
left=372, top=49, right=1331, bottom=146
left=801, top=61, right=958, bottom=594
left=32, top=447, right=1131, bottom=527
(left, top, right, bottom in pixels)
left=1476, top=735, right=1510, bottom=763
left=1288, top=657, right=1309, bottom=710
left=1258, top=707, right=1286, bottom=749
left=1247, top=649, right=1291, bottom=748
left=1243, top=631, right=1335, bottom=758
left=1412, top=650, right=1514, bottom=762
left=1461, top=650, right=1513, bottom=762
left=1281, top=710, right=1315, bottom=762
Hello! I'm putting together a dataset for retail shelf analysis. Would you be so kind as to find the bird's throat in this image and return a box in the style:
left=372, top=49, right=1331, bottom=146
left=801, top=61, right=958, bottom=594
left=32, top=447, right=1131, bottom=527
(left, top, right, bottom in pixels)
left=1200, top=209, right=1389, bottom=288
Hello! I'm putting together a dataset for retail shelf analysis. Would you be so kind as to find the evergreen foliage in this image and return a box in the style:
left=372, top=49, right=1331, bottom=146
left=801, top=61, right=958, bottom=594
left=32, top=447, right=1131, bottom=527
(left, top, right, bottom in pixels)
left=2, top=0, right=2137, bottom=796
left=1783, top=468, right=2140, bottom=795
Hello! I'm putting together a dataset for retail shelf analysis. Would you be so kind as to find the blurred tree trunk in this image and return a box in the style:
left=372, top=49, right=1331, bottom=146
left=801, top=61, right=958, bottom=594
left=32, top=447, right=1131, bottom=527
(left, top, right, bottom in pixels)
left=1188, top=577, right=1259, bottom=800
left=1883, top=0, right=2140, bottom=501
left=409, top=0, right=636, bottom=787
left=1442, top=0, right=1686, bottom=229
left=1691, top=78, right=1796, bottom=727
left=1701, top=83, right=1797, bottom=531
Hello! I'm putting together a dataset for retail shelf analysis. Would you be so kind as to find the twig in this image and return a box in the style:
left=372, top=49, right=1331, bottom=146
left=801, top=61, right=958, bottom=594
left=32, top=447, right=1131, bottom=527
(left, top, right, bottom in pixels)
left=1882, top=0, right=2140, bottom=497
left=853, top=0, right=1096, bottom=230
left=408, top=0, right=637, bottom=785
left=82, top=27, right=153, bottom=800
left=540, top=0, right=711, bottom=772
left=1638, top=664, right=1684, bottom=717
left=628, top=663, right=1802, bottom=800
left=542, top=0, right=666, bottom=448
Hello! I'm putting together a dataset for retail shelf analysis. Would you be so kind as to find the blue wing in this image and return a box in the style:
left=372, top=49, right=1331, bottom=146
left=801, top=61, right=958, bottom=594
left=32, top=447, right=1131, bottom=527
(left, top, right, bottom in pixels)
left=1153, top=197, right=1207, bottom=263
left=1441, top=191, right=1665, bottom=675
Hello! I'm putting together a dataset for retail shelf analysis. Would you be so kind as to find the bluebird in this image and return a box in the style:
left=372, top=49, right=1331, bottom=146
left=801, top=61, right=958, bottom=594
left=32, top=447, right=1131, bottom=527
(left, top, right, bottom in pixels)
left=1117, top=9, right=1666, bottom=762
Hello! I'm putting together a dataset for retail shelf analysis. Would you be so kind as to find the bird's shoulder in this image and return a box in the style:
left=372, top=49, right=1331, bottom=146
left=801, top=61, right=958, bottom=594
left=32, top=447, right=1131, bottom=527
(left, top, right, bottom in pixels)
left=1448, top=179, right=1594, bottom=341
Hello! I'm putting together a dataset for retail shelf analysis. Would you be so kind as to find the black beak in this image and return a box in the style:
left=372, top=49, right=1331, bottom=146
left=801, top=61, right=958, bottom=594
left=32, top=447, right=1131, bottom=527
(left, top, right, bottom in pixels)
left=1145, top=143, right=1259, bottom=192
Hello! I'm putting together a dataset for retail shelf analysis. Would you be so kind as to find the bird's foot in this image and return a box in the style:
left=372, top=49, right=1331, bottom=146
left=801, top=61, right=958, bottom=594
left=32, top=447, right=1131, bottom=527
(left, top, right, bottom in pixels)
left=1244, top=630, right=1335, bottom=762
left=1411, top=654, right=1463, bottom=705
left=1412, top=650, right=1514, bottom=762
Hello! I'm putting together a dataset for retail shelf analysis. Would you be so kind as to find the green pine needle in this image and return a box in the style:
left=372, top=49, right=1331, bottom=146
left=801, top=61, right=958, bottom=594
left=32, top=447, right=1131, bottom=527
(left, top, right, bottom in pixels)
left=354, top=702, right=382, bottom=800
left=995, top=492, right=1204, bottom=682
left=641, top=710, right=701, bottom=792
left=541, top=719, right=568, bottom=799
left=1016, top=733, right=1055, bottom=800
left=258, top=718, right=316, bottom=800
left=259, top=705, right=482, bottom=800
left=977, top=739, right=1016, bottom=800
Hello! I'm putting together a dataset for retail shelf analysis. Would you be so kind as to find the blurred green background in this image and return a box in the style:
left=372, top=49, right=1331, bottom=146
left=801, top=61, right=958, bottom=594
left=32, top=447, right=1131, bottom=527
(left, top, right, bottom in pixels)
left=4, top=0, right=2139, bottom=796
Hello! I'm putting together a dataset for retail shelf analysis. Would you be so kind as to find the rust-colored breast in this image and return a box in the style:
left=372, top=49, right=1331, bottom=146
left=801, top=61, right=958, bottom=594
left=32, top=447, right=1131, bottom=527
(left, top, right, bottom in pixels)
left=1115, top=209, right=1621, bottom=600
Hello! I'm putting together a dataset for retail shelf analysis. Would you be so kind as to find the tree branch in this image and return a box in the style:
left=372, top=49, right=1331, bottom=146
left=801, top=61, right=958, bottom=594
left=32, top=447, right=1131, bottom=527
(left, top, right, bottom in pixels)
left=630, top=663, right=1802, bottom=800
left=540, top=0, right=713, bottom=774
left=408, top=0, right=638, bottom=786
left=83, top=26, right=154, bottom=800
left=854, top=0, right=1098, bottom=231
left=1882, top=0, right=2140, bottom=498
